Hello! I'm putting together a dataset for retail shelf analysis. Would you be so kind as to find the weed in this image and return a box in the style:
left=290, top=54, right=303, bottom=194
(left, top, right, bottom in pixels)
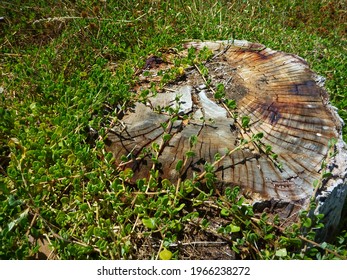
left=0, top=0, right=346, bottom=260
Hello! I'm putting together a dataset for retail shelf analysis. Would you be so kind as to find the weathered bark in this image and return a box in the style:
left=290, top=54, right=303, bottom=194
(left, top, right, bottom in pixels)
left=106, top=40, right=347, bottom=238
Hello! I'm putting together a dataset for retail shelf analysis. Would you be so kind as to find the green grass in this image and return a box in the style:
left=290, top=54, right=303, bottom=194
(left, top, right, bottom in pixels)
left=0, top=0, right=346, bottom=259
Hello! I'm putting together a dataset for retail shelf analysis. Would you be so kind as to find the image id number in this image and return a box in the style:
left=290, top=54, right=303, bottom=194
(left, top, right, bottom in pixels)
left=191, top=266, right=250, bottom=276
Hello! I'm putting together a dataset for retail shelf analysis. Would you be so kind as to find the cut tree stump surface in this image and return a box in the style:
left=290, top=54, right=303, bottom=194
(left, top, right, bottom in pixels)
left=106, top=40, right=347, bottom=238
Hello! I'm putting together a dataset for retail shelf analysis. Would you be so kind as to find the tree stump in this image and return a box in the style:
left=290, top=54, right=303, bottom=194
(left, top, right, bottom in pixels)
left=106, top=40, right=347, bottom=241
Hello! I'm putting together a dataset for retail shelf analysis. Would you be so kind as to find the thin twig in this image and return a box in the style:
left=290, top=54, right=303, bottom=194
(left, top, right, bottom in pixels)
left=169, top=241, right=228, bottom=247
left=32, top=13, right=147, bottom=24
left=156, top=240, right=164, bottom=260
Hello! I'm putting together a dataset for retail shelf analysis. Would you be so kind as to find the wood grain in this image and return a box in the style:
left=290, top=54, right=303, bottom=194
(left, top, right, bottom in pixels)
left=106, top=40, right=340, bottom=203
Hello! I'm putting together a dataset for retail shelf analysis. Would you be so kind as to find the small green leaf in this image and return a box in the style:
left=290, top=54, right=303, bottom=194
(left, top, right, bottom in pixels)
left=120, top=155, right=128, bottom=162
left=175, top=160, right=183, bottom=171
left=174, top=203, right=185, bottom=213
left=264, top=233, right=275, bottom=240
left=200, top=65, right=209, bottom=77
left=220, top=208, right=230, bottom=216
left=328, top=138, right=337, bottom=148
left=96, top=239, right=108, bottom=251
left=163, top=133, right=171, bottom=142
left=241, top=116, right=250, bottom=128
left=8, top=195, right=22, bottom=207
left=151, top=142, right=160, bottom=152
left=79, top=203, right=89, bottom=211
left=214, top=83, right=225, bottom=99
left=232, top=245, right=240, bottom=254
left=271, top=153, right=278, bottom=160
left=142, top=218, right=157, bottom=229
left=7, top=208, right=29, bottom=231
left=60, top=196, right=70, bottom=205
left=275, top=248, right=287, bottom=257
left=225, top=99, right=236, bottom=109
left=214, top=152, right=221, bottom=161
left=0, top=181, right=10, bottom=195
left=183, top=179, right=194, bottom=193
left=265, top=144, right=272, bottom=154
left=160, top=121, right=168, bottom=130
left=136, top=178, right=145, bottom=190
left=252, top=132, right=263, bottom=140
left=230, top=224, right=241, bottom=233
left=204, top=172, right=215, bottom=181
left=189, top=135, right=197, bottom=147
left=122, top=168, right=134, bottom=179
left=322, top=172, right=332, bottom=179
left=303, top=217, right=312, bottom=228
left=185, top=150, right=195, bottom=158
left=312, top=179, right=320, bottom=188
left=161, top=179, right=172, bottom=188
left=320, top=242, right=328, bottom=249
left=316, top=213, right=324, bottom=220
left=159, top=248, right=173, bottom=260
left=171, top=116, right=178, bottom=123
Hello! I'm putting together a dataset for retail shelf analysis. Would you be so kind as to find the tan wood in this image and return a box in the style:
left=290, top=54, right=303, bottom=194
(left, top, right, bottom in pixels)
left=106, top=40, right=347, bottom=233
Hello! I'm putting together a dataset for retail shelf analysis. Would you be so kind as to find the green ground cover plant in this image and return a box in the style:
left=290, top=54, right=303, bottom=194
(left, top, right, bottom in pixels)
left=0, top=0, right=346, bottom=259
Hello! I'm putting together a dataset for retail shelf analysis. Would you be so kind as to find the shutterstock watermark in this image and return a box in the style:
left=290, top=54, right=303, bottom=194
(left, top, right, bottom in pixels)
left=97, top=265, right=181, bottom=276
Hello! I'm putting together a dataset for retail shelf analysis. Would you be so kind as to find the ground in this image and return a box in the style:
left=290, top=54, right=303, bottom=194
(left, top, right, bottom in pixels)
left=1, top=1, right=347, bottom=260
